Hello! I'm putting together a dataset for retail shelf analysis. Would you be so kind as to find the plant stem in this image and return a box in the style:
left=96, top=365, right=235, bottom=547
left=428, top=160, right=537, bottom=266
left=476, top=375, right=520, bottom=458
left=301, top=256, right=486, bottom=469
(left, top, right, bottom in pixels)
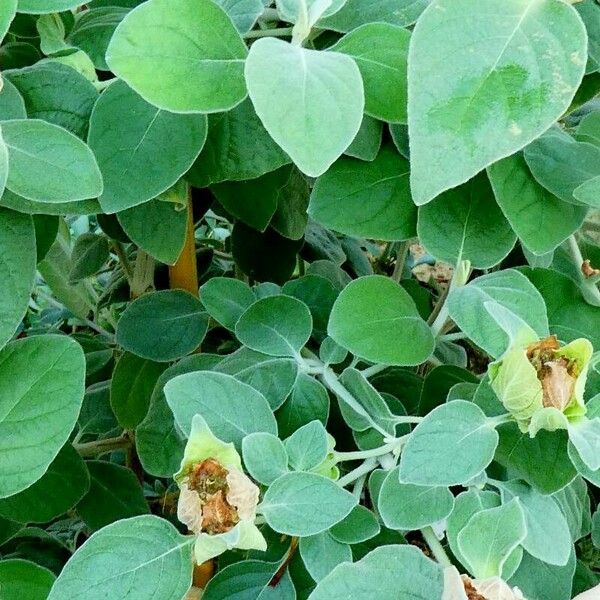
left=270, top=537, right=299, bottom=588
left=421, top=526, right=452, bottom=568
left=439, top=332, right=467, bottom=343
left=391, top=240, right=410, bottom=282
left=320, top=367, right=390, bottom=437
left=80, top=317, right=115, bottom=341
left=337, top=458, right=378, bottom=488
left=112, top=241, right=134, bottom=286
left=244, top=26, right=293, bottom=39
left=335, top=441, right=400, bottom=462
left=360, top=363, right=388, bottom=378
left=169, top=190, right=199, bottom=295
left=565, top=235, right=600, bottom=304
left=75, top=435, right=131, bottom=458
left=430, top=260, right=471, bottom=336
left=131, top=250, right=155, bottom=298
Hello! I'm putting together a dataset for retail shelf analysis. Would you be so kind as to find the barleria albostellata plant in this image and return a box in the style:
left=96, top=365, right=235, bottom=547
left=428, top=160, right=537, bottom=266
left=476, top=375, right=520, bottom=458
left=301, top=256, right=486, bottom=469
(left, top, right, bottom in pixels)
left=0, top=0, right=599, bottom=598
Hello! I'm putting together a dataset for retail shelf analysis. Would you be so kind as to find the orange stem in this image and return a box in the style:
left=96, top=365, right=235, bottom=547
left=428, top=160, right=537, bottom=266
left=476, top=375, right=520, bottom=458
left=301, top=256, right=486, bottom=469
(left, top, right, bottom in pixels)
left=169, top=191, right=198, bottom=295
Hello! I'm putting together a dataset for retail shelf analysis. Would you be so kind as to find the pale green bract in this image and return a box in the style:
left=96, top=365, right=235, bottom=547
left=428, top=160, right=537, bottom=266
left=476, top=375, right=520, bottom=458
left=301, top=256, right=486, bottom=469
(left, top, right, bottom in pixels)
left=47, top=515, right=193, bottom=600
left=408, top=0, right=587, bottom=205
left=245, top=37, right=364, bottom=177
left=0, top=336, right=85, bottom=498
left=106, top=0, right=248, bottom=113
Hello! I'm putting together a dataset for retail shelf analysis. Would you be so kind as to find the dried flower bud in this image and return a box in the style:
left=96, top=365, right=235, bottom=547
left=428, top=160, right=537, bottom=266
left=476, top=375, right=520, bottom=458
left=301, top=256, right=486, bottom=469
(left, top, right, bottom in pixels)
left=442, top=567, right=526, bottom=600
left=489, top=335, right=592, bottom=436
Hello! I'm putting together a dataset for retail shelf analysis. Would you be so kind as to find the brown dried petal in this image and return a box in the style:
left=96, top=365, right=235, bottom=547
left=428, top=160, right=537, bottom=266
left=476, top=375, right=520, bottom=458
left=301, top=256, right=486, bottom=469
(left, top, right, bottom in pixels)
left=201, top=490, right=239, bottom=534
left=540, top=360, right=576, bottom=411
left=581, top=260, right=600, bottom=278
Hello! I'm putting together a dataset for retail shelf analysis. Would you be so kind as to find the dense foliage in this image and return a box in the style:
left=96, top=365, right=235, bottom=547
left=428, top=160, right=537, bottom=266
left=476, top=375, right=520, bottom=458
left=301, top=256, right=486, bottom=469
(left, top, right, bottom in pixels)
left=0, top=0, right=600, bottom=598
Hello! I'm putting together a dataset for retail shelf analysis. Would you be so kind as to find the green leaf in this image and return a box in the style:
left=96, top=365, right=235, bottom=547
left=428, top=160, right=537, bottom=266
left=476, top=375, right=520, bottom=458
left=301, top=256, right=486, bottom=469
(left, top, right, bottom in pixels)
left=1, top=188, right=101, bottom=216
left=496, top=423, right=577, bottom=494
left=47, top=515, right=193, bottom=600
left=498, top=480, right=572, bottom=566
left=447, top=269, right=549, bottom=358
left=285, top=420, right=328, bottom=472
left=69, top=232, right=109, bottom=283
left=17, top=0, right=86, bottom=13
left=0, top=78, right=26, bottom=121
left=417, top=173, right=516, bottom=269
left=260, top=472, right=357, bottom=536
left=457, top=499, right=527, bottom=579
left=277, top=0, right=347, bottom=24
left=568, top=418, right=600, bottom=472
left=0, top=559, right=55, bottom=600
left=307, top=544, right=442, bottom=600
left=186, top=98, right=290, bottom=188
left=2, top=119, right=103, bottom=203
left=0, top=207, right=35, bottom=350
left=88, top=80, right=207, bottom=213
left=106, top=0, right=248, bottom=113
left=110, top=353, right=166, bottom=430
left=488, top=154, right=587, bottom=255
left=216, top=0, right=264, bottom=33
left=408, top=0, right=587, bottom=205
left=236, top=295, right=312, bottom=358
left=276, top=372, right=330, bottom=438
left=245, top=37, right=364, bottom=177
left=0, top=0, right=16, bottom=42
left=33, top=214, right=59, bottom=263
left=509, top=549, right=576, bottom=600
left=522, top=267, right=600, bottom=348
left=242, top=432, right=288, bottom=485
left=330, top=23, right=409, bottom=123
left=67, top=7, right=129, bottom=71
left=309, top=146, right=416, bottom=241
left=116, top=290, right=208, bottom=362
left=6, top=62, right=98, bottom=138
left=574, top=174, right=600, bottom=208
left=0, top=444, right=89, bottom=523
left=523, top=129, right=600, bottom=207
left=329, top=505, right=380, bottom=544
left=0, top=335, right=85, bottom=498
left=117, top=198, right=188, bottom=265
left=165, top=371, right=277, bottom=448
left=299, top=532, right=352, bottom=582
left=328, top=275, right=434, bottom=366
left=200, top=277, right=255, bottom=331
left=552, top=477, right=591, bottom=543
left=378, top=467, right=454, bottom=530
left=137, top=354, right=222, bottom=478
left=399, top=400, right=498, bottom=486
left=345, top=115, right=382, bottom=161
left=203, top=560, right=294, bottom=600
left=76, top=461, right=149, bottom=530
left=320, top=0, right=430, bottom=31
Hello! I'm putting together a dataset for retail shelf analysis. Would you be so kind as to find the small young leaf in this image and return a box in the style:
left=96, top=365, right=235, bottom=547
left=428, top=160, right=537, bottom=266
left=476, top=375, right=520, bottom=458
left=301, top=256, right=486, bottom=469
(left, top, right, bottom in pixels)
left=399, top=400, right=498, bottom=486
left=236, top=295, right=312, bottom=358
left=242, top=432, right=288, bottom=485
left=329, top=505, right=380, bottom=544
left=260, top=472, right=357, bottom=536
left=245, top=37, right=364, bottom=177
left=116, top=290, right=208, bottom=362
left=328, top=275, right=434, bottom=366
left=285, top=420, right=328, bottom=472
left=69, top=233, right=109, bottom=283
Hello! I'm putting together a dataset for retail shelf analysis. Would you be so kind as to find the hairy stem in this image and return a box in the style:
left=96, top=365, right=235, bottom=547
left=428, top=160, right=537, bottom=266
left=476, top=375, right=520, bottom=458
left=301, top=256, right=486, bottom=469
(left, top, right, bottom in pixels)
left=337, top=458, right=378, bottom=488
left=75, top=435, right=131, bottom=458
left=244, top=26, right=293, bottom=39
left=169, top=191, right=199, bottom=295
left=421, top=526, right=452, bottom=568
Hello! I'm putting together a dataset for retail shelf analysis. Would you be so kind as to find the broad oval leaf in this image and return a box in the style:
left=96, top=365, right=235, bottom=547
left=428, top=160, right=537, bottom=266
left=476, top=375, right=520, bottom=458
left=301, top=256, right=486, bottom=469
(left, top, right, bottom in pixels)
left=200, top=277, right=257, bottom=331
left=0, top=559, right=55, bottom=600
left=308, top=544, right=443, bottom=600
left=116, top=290, right=208, bottom=362
left=448, top=269, right=549, bottom=358
left=2, top=119, right=103, bottom=203
left=242, top=431, right=289, bottom=485
left=260, top=472, right=357, bottom=536
left=299, top=531, right=352, bottom=583
left=399, top=400, right=499, bottom=486
left=0, top=335, right=85, bottom=498
left=328, top=275, right=434, bottom=366
left=17, top=0, right=85, bottom=14
left=0, top=207, right=35, bottom=350
left=330, top=23, right=410, bottom=123
left=88, top=80, right=207, bottom=213
left=47, top=515, right=193, bottom=600
left=236, top=295, right=313, bottom=358
left=0, top=0, right=16, bottom=42
left=409, top=0, right=587, bottom=205
left=245, top=37, right=364, bottom=177
left=165, top=371, right=277, bottom=448
left=106, top=0, right=248, bottom=113
left=309, top=146, right=416, bottom=241
left=417, top=173, right=516, bottom=269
